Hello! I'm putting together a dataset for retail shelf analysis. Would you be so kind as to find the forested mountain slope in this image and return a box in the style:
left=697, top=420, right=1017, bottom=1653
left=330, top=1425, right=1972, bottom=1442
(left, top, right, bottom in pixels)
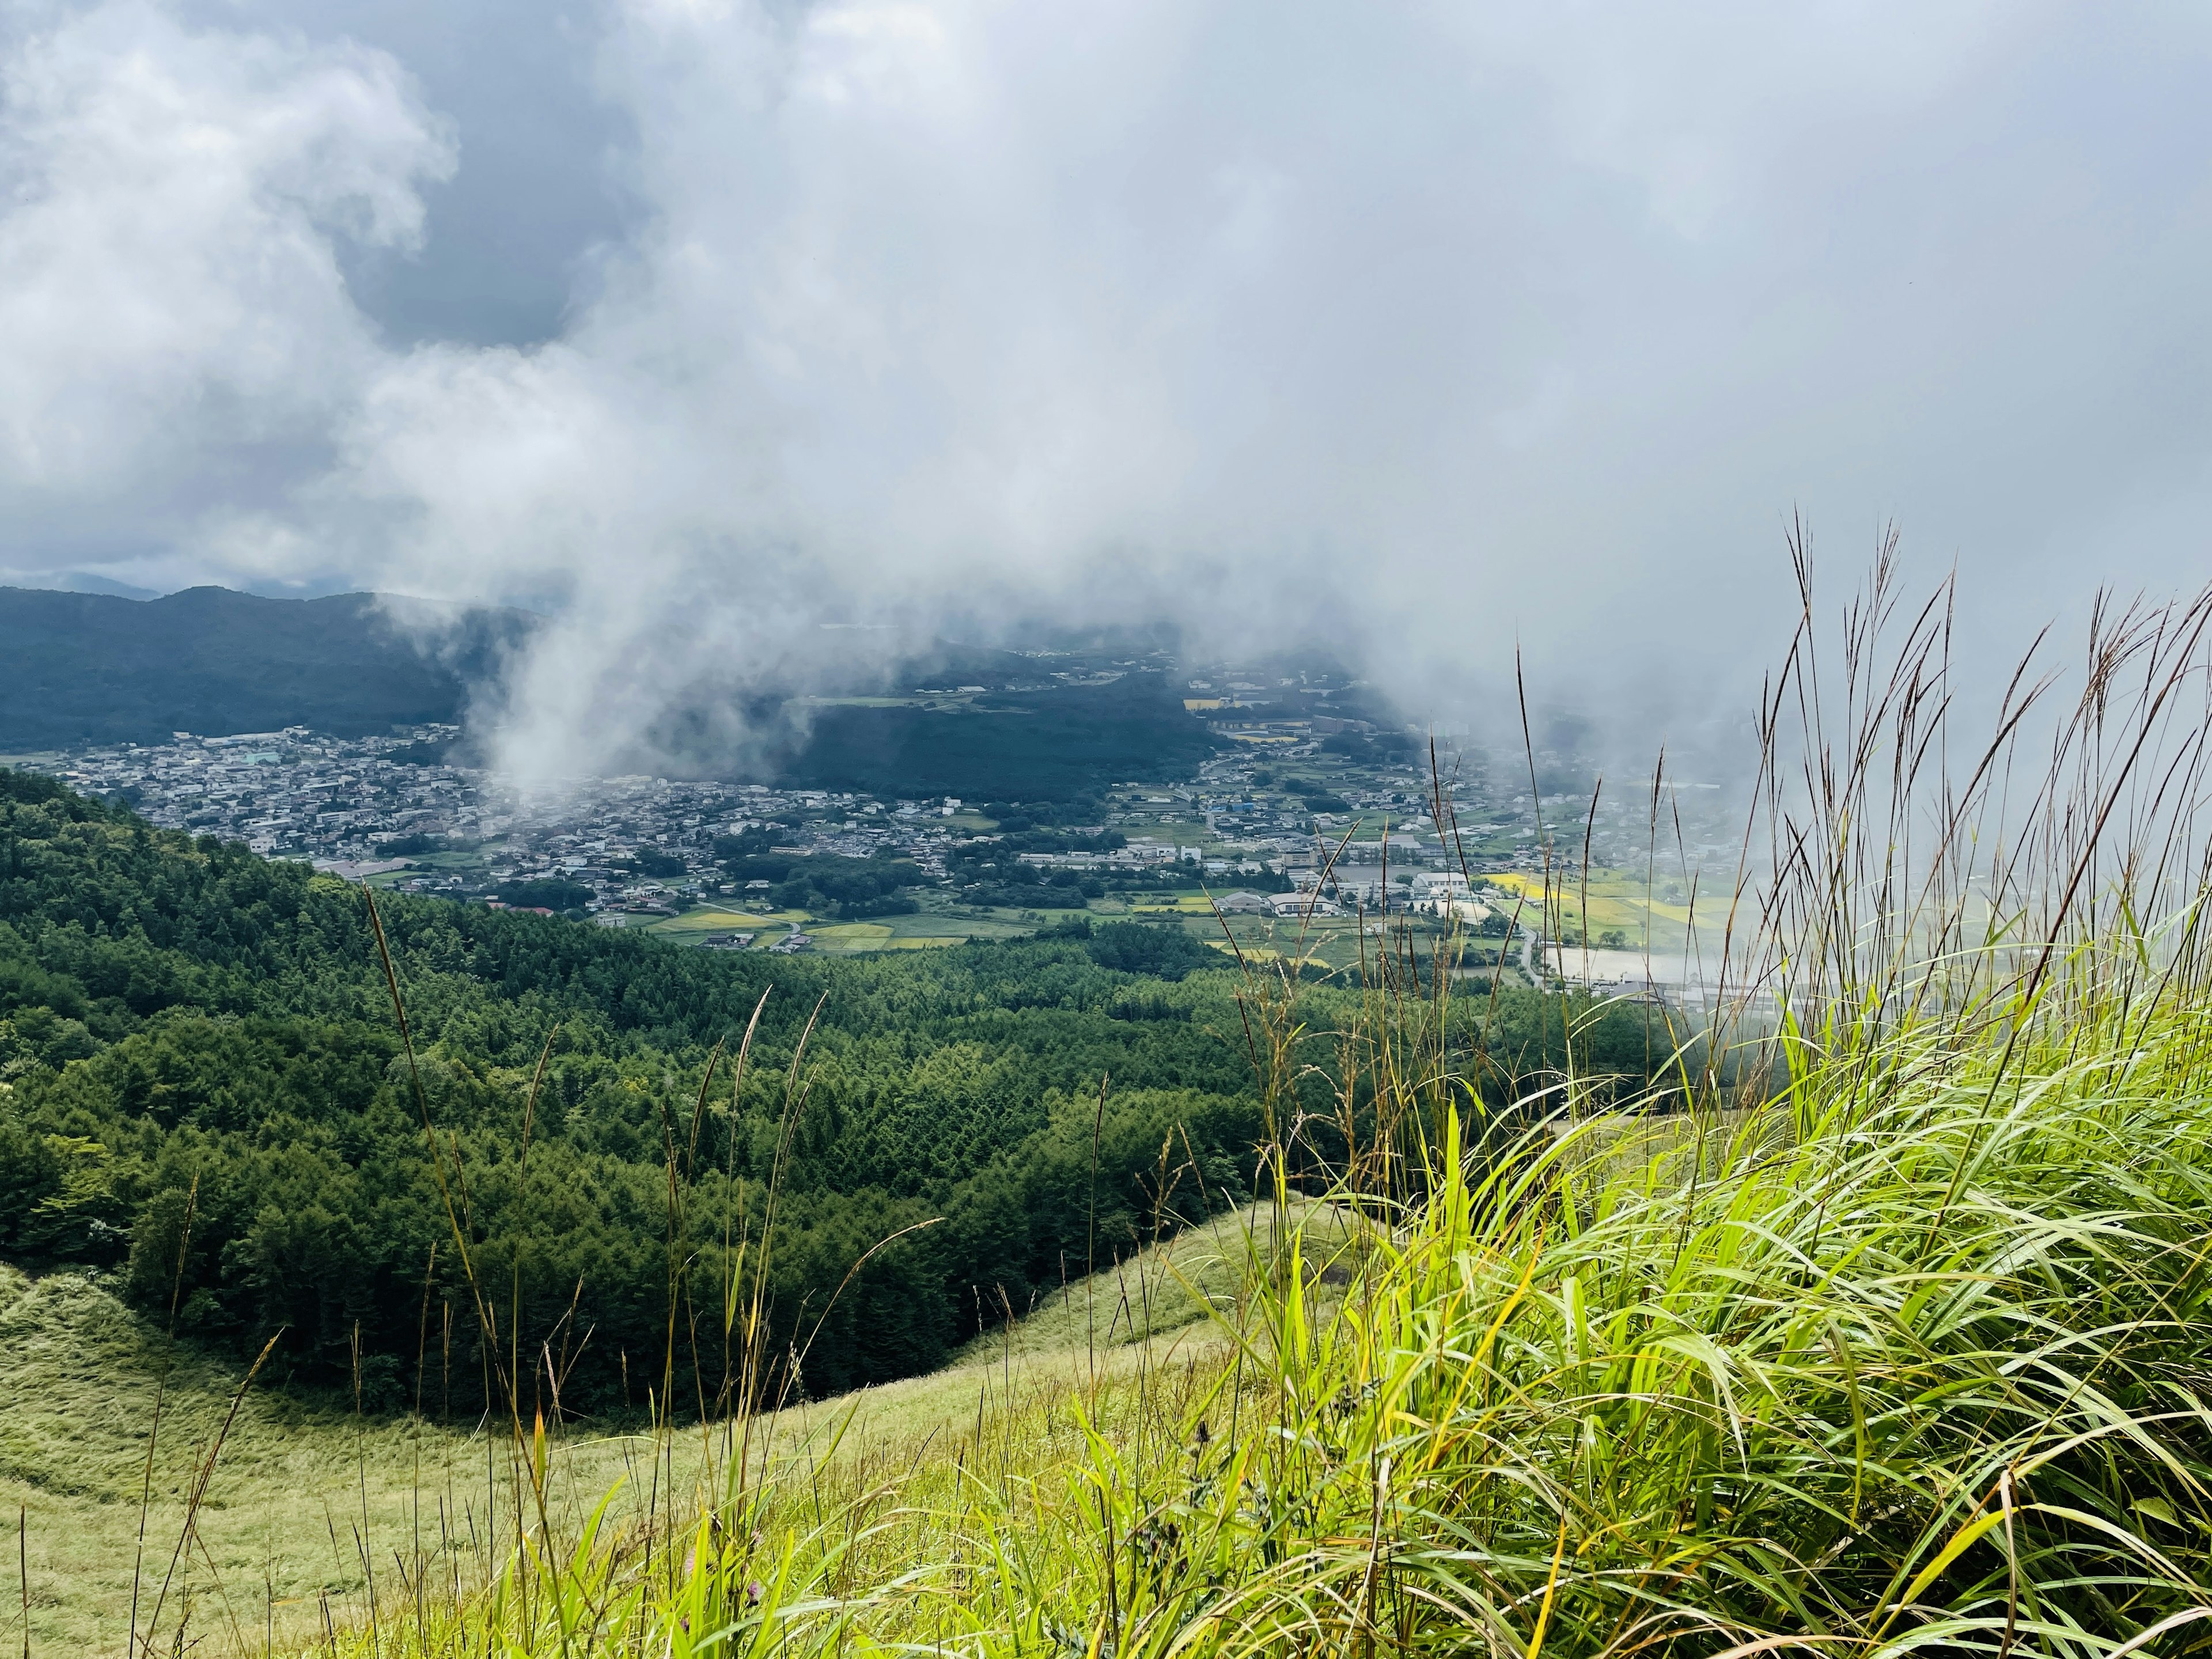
left=0, top=585, right=526, bottom=748
left=0, top=769, right=1652, bottom=1408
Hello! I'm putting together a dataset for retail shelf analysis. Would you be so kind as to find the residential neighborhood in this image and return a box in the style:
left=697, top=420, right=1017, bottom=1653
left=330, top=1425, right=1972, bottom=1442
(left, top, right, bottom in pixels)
left=24, top=681, right=1737, bottom=981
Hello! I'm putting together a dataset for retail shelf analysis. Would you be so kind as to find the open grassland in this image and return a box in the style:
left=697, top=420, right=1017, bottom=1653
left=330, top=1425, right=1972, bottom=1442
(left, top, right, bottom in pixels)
left=15, top=567, right=2212, bottom=1658
left=313, top=971, right=2212, bottom=1658
left=2, top=1206, right=1331, bottom=1655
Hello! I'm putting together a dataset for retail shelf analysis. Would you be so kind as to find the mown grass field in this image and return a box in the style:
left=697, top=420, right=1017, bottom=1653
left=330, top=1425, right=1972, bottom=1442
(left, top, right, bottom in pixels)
left=2, top=1207, right=1322, bottom=1654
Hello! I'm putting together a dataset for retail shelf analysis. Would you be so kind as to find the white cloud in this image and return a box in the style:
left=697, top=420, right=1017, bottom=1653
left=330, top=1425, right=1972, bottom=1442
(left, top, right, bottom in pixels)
left=0, top=0, right=451, bottom=553
left=3, top=0, right=2211, bottom=772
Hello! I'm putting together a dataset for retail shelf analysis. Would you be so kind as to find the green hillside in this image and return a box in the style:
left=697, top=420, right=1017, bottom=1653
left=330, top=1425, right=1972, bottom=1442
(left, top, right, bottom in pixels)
left=0, top=586, right=528, bottom=748
left=774, top=673, right=1224, bottom=800
left=2, top=1202, right=1309, bottom=1655
left=0, top=767, right=1647, bottom=1412
left=17, top=620, right=2212, bottom=1658
left=0, top=586, right=1215, bottom=804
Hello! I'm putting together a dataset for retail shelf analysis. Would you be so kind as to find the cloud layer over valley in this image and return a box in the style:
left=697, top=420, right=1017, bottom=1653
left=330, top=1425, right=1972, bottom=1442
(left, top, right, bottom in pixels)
left=1, top=0, right=2208, bottom=777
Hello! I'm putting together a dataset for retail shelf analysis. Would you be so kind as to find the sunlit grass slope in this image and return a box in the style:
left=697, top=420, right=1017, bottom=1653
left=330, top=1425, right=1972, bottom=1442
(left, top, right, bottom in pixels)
left=24, top=975, right=2212, bottom=1659
left=250, top=562, right=2212, bottom=1659
left=17, top=559, right=2212, bottom=1658
left=1, top=1205, right=1321, bottom=1654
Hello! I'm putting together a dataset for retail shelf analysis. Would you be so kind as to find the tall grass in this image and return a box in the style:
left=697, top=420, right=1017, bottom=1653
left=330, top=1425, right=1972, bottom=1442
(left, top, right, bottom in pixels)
left=35, top=551, right=2212, bottom=1657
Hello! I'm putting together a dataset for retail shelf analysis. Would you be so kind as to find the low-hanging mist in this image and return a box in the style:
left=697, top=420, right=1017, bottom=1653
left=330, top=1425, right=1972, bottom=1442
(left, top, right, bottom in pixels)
left=1, top=1, right=2209, bottom=781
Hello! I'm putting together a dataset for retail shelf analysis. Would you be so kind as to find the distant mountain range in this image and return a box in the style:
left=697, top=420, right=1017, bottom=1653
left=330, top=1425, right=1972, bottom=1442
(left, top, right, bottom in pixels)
left=0, top=586, right=530, bottom=751
left=0, top=584, right=1228, bottom=797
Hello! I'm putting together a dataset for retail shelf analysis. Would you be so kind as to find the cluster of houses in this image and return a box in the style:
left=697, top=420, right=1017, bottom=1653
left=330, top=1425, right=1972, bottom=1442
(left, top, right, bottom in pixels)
left=1210, top=869, right=1500, bottom=922
left=52, top=725, right=507, bottom=860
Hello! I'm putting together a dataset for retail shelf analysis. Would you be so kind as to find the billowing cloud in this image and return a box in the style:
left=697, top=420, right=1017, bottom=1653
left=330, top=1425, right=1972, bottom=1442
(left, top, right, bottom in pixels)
left=0, top=0, right=452, bottom=562
left=2, top=0, right=2209, bottom=777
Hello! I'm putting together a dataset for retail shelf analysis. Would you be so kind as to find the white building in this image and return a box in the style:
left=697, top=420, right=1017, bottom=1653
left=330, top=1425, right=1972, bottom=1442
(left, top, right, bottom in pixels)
left=1267, top=891, right=1342, bottom=918
left=1411, top=870, right=1474, bottom=896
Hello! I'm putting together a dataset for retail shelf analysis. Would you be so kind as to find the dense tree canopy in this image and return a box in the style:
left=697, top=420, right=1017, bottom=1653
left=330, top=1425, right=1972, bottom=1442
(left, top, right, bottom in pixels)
left=0, top=768, right=1659, bottom=1418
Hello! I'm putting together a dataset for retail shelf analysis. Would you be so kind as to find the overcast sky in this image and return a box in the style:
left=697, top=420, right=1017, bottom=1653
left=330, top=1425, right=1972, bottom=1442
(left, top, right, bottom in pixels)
left=0, top=0, right=2206, bottom=774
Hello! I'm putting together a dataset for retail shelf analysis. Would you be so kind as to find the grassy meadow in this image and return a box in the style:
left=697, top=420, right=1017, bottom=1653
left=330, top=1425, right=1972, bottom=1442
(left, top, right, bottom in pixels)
left=12, top=565, right=2212, bottom=1657
left=3, top=1206, right=1316, bottom=1654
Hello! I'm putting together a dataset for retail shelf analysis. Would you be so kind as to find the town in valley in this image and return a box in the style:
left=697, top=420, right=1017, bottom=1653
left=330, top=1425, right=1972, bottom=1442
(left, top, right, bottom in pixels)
left=19, top=654, right=1737, bottom=994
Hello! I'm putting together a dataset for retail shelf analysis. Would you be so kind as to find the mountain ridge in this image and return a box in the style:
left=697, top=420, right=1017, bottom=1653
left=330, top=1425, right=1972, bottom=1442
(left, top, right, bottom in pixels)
left=0, top=584, right=535, bottom=749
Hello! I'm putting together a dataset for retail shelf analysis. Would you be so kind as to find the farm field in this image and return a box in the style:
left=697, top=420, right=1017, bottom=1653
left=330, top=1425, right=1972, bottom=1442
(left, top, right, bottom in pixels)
left=800, top=916, right=985, bottom=953
left=866, top=907, right=1085, bottom=945
left=1123, top=903, right=1512, bottom=980
left=1482, top=865, right=1718, bottom=949
left=642, top=903, right=1040, bottom=952
left=642, top=904, right=799, bottom=933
